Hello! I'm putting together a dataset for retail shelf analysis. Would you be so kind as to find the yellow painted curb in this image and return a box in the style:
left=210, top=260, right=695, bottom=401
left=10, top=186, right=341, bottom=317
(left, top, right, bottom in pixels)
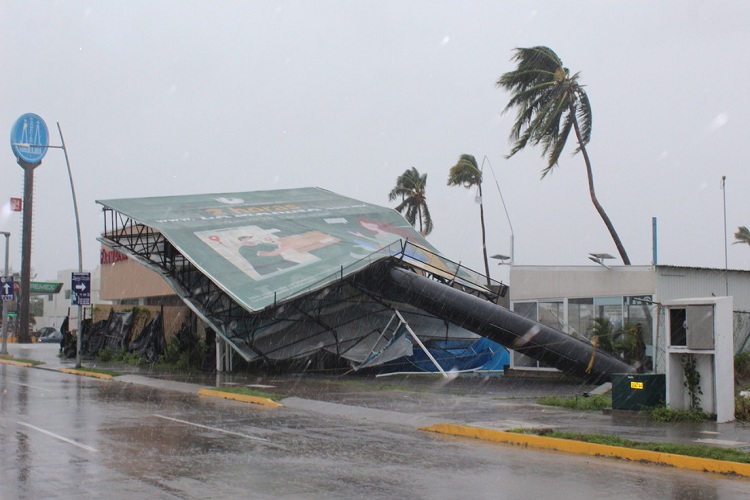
left=0, top=358, right=33, bottom=367
left=59, top=368, right=114, bottom=380
left=197, top=388, right=283, bottom=407
left=420, top=423, right=750, bottom=477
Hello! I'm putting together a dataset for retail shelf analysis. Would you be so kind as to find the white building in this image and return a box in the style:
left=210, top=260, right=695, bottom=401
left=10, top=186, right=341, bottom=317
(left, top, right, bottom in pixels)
left=508, top=264, right=750, bottom=373
left=37, top=267, right=106, bottom=332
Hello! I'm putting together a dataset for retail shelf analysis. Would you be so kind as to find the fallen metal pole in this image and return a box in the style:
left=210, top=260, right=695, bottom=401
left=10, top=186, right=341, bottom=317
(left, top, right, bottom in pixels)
left=358, top=265, right=634, bottom=384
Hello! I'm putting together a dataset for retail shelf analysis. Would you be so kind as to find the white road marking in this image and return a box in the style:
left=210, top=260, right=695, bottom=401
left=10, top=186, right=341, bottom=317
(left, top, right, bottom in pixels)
left=153, top=414, right=271, bottom=443
left=11, top=382, right=52, bottom=391
left=17, top=422, right=98, bottom=452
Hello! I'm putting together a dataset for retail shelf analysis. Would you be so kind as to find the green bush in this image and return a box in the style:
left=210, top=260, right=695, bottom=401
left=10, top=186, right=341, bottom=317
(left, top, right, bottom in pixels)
left=97, top=348, right=115, bottom=362
left=649, top=405, right=710, bottom=422
left=538, top=393, right=612, bottom=411
left=736, top=351, right=750, bottom=379
left=736, top=395, right=750, bottom=422
left=159, top=326, right=206, bottom=371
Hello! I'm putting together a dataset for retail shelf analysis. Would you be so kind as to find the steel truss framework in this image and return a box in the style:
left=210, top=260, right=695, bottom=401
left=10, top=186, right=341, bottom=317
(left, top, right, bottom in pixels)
left=100, top=207, right=501, bottom=365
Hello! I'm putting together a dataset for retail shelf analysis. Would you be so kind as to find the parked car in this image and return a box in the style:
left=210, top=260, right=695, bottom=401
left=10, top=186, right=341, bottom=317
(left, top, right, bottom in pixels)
left=38, top=328, right=62, bottom=343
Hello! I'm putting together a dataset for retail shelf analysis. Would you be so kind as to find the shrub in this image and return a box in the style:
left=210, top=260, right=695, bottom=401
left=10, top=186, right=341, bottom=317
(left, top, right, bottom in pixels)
left=736, top=352, right=750, bottom=380
left=736, top=395, right=750, bottom=422
left=538, top=393, right=612, bottom=411
left=649, top=405, right=710, bottom=422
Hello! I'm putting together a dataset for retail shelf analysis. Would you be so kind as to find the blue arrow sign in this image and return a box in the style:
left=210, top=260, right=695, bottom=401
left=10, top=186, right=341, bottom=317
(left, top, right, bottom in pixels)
left=71, top=272, right=90, bottom=306
left=10, top=113, right=49, bottom=164
left=0, top=276, right=15, bottom=302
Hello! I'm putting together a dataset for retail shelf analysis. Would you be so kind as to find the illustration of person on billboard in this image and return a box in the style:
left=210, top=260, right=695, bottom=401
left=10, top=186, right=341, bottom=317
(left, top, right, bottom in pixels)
left=196, top=225, right=341, bottom=280
left=236, top=229, right=340, bottom=276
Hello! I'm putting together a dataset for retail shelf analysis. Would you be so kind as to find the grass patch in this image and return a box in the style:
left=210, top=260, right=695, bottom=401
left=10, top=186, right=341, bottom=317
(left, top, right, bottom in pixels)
left=538, top=393, right=612, bottom=411
left=0, top=354, right=44, bottom=366
left=509, top=428, right=750, bottom=464
left=212, top=386, right=286, bottom=401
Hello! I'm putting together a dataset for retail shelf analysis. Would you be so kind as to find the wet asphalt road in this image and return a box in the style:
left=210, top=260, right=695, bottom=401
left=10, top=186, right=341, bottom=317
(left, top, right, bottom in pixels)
left=2, top=358, right=750, bottom=498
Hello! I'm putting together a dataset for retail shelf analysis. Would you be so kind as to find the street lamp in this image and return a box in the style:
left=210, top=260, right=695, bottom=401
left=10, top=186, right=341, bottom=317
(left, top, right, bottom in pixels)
left=56, top=124, right=84, bottom=367
left=589, top=252, right=615, bottom=269
left=490, top=254, right=511, bottom=265
left=0, top=231, right=10, bottom=354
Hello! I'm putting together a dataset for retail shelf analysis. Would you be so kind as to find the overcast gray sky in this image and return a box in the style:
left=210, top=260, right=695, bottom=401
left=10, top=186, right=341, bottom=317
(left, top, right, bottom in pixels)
left=1, top=1, right=749, bottom=284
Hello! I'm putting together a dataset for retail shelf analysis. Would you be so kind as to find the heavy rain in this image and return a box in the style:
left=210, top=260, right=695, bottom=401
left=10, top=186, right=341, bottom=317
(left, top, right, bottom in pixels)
left=3, top=2, right=750, bottom=499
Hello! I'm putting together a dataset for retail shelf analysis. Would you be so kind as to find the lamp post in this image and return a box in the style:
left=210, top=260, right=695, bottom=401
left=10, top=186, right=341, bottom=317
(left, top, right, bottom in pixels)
left=53, top=123, right=84, bottom=367
left=483, top=156, right=515, bottom=264
left=0, top=231, right=10, bottom=354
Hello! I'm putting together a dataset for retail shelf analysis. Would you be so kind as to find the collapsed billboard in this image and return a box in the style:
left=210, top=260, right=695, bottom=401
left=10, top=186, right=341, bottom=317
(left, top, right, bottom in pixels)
left=98, top=187, right=632, bottom=381
left=98, top=187, right=486, bottom=313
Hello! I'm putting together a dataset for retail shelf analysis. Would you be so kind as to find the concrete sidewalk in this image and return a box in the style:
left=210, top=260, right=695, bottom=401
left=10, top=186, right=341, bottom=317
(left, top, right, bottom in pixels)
left=5, top=343, right=750, bottom=476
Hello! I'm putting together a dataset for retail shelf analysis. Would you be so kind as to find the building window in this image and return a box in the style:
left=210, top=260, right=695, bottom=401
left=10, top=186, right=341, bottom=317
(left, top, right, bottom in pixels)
left=511, top=301, right=557, bottom=369
left=568, top=298, right=594, bottom=339
left=594, top=296, right=623, bottom=329
left=538, top=301, right=564, bottom=330
left=513, top=302, right=537, bottom=321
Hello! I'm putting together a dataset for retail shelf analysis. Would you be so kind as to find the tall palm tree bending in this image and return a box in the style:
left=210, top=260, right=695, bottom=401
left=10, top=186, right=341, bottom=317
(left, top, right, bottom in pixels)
left=497, top=46, right=631, bottom=265
left=448, top=154, right=492, bottom=286
left=388, top=167, right=434, bottom=236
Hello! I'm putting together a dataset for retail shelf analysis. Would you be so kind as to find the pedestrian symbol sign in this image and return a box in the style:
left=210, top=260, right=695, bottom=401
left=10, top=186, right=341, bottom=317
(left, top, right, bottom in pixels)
left=1, top=276, right=14, bottom=302
left=71, top=272, right=91, bottom=306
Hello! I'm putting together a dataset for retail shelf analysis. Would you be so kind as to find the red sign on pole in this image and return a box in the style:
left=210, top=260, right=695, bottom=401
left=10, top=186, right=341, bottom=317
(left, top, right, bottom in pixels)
left=10, top=198, right=22, bottom=212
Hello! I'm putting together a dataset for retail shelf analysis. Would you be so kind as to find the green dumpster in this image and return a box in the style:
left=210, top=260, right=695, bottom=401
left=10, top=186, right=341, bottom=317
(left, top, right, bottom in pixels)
left=611, top=373, right=665, bottom=410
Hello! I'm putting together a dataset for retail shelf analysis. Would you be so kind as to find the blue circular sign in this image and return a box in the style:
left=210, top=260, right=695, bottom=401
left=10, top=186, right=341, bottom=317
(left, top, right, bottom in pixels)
left=10, top=113, right=49, bottom=164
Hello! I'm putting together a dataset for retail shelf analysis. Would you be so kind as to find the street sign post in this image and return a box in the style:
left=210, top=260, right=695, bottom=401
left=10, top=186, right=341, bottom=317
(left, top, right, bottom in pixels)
left=0, top=276, right=14, bottom=302
left=71, top=272, right=90, bottom=306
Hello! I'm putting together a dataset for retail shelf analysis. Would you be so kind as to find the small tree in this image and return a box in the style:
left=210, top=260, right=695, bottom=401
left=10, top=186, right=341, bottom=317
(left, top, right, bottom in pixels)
left=448, top=154, right=491, bottom=286
left=590, top=317, right=614, bottom=354
left=388, top=167, right=433, bottom=236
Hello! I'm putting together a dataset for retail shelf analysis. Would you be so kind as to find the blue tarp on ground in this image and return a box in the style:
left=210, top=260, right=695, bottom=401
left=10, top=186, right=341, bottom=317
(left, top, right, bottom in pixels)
left=378, top=337, right=510, bottom=374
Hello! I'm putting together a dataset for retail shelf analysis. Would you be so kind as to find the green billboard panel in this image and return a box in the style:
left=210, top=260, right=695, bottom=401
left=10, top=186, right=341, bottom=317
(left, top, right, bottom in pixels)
left=97, top=188, right=483, bottom=312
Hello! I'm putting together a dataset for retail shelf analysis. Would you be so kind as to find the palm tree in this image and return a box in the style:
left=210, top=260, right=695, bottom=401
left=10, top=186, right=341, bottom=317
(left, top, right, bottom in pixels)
left=447, top=154, right=491, bottom=286
left=388, top=167, right=433, bottom=236
left=734, top=226, right=750, bottom=247
left=497, top=46, right=631, bottom=265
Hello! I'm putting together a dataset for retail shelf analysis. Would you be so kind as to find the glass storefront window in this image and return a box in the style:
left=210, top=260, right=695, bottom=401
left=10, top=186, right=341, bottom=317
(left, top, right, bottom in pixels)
left=568, top=298, right=594, bottom=339
left=513, top=302, right=537, bottom=321
left=594, top=296, right=623, bottom=329
left=538, top=301, right=564, bottom=330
